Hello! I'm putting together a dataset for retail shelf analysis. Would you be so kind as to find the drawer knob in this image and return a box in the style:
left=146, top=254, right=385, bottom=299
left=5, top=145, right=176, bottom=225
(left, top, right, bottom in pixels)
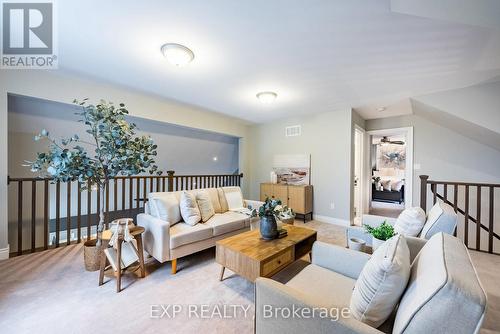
left=277, top=260, right=281, bottom=264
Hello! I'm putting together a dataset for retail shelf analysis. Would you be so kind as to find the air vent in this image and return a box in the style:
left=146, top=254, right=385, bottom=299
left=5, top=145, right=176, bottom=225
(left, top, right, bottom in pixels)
left=285, top=125, right=301, bottom=137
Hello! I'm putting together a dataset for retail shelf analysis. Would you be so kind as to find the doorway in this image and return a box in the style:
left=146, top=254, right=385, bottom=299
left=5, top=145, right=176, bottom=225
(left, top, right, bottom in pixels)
left=353, top=126, right=365, bottom=224
left=366, top=127, right=413, bottom=218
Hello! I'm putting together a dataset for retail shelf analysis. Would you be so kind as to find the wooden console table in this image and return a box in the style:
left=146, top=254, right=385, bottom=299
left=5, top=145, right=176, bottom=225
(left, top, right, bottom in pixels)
left=260, top=183, right=313, bottom=222
left=216, top=225, right=317, bottom=282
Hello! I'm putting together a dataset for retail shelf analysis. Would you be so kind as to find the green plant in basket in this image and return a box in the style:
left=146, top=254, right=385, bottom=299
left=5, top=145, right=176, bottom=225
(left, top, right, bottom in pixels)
left=363, top=221, right=395, bottom=241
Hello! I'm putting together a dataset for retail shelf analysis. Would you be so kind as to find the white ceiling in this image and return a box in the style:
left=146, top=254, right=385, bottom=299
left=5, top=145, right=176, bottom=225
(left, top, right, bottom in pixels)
left=56, top=0, right=500, bottom=123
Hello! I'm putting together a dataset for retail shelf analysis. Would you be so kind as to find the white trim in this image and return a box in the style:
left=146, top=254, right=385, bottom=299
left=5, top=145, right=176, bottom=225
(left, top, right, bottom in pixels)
left=366, top=126, right=414, bottom=209
left=353, top=125, right=365, bottom=219
left=0, top=245, right=9, bottom=260
left=313, top=214, right=350, bottom=227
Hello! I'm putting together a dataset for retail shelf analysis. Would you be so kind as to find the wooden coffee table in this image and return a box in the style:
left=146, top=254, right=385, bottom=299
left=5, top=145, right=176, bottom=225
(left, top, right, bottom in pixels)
left=216, top=225, right=317, bottom=282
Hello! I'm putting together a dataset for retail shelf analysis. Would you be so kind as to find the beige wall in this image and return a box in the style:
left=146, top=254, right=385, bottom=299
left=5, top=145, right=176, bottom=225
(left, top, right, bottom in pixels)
left=248, top=109, right=353, bottom=224
left=0, top=70, right=253, bottom=254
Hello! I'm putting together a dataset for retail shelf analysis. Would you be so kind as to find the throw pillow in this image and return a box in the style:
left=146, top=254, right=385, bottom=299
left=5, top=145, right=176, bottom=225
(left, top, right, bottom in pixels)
left=217, top=188, right=229, bottom=212
left=196, top=190, right=215, bottom=222
left=179, top=191, right=201, bottom=226
left=205, top=188, right=222, bottom=213
left=394, top=207, right=426, bottom=237
left=350, top=234, right=411, bottom=328
left=223, top=186, right=245, bottom=210
left=391, top=180, right=404, bottom=191
left=150, top=192, right=181, bottom=225
left=381, top=180, right=392, bottom=191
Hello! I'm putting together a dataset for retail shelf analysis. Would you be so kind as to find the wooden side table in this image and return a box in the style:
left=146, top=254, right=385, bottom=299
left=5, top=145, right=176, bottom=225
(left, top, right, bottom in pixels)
left=98, top=225, right=145, bottom=292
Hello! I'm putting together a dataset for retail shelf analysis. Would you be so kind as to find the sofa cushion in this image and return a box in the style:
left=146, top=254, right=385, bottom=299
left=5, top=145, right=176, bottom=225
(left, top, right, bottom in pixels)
left=205, top=188, right=222, bottom=213
left=196, top=190, right=215, bottom=222
left=204, top=212, right=247, bottom=236
left=420, top=200, right=457, bottom=239
left=394, top=207, right=426, bottom=237
left=350, top=234, right=410, bottom=328
left=393, top=233, right=487, bottom=334
left=169, top=222, right=213, bottom=249
left=148, top=192, right=181, bottom=225
left=179, top=191, right=201, bottom=226
left=217, top=188, right=229, bottom=212
left=222, top=186, right=245, bottom=210
left=286, top=264, right=355, bottom=308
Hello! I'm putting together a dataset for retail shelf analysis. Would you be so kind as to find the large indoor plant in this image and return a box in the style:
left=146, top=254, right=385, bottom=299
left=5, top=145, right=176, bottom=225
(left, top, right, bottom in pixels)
left=363, top=221, right=395, bottom=250
left=27, top=99, right=160, bottom=270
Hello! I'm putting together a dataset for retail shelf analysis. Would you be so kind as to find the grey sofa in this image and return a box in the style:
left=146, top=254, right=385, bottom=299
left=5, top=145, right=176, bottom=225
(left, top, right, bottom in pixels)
left=255, top=233, right=487, bottom=334
left=347, top=200, right=458, bottom=247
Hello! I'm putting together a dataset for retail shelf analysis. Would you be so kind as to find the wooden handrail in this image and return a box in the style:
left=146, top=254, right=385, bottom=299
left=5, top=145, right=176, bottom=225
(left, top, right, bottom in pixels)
left=7, top=171, right=243, bottom=257
left=420, top=175, right=499, bottom=255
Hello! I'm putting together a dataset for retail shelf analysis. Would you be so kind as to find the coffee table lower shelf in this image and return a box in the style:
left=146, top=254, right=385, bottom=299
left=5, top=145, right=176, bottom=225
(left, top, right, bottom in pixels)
left=216, top=225, right=317, bottom=282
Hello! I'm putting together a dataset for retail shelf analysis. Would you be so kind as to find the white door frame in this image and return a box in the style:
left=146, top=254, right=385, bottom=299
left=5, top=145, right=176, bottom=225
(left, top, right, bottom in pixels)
left=353, top=125, right=365, bottom=219
left=366, top=127, right=414, bottom=209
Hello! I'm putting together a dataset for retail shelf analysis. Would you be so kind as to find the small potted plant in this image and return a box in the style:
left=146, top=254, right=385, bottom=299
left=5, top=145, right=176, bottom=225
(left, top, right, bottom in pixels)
left=372, top=176, right=381, bottom=190
left=258, top=197, right=283, bottom=240
left=363, top=221, right=395, bottom=250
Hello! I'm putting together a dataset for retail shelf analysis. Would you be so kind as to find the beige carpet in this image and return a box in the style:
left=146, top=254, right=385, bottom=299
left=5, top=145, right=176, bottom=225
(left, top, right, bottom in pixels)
left=0, top=220, right=498, bottom=334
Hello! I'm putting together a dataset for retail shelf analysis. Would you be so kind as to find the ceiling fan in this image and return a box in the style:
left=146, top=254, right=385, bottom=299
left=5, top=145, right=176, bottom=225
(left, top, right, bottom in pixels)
left=378, top=136, right=405, bottom=145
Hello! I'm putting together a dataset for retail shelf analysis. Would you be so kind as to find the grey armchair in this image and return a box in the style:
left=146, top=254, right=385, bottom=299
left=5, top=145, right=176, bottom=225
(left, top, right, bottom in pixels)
left=255, top=234, right=486, bottom=334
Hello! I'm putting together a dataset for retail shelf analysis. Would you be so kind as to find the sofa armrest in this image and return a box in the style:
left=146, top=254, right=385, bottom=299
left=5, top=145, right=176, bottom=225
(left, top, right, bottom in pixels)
left=255, top=277, right=383, bottom=334
left=244, top=199, right=264, bottom=210
left=136, top=213, right=171, bottom=263
left=406, top=236, right=427, bottom=263
left=312, top=241, right=370, bottom=280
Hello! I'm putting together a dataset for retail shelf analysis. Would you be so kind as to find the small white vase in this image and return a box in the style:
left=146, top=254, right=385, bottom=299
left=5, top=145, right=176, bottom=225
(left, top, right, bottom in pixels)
left=348, top=238, right=366, bottom=252
left=372, top=237, right=385, bottom=251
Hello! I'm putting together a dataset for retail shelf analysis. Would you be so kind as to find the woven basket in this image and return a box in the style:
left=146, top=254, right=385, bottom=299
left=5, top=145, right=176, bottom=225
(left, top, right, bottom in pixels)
left=83, top=239, right=103, bottom=272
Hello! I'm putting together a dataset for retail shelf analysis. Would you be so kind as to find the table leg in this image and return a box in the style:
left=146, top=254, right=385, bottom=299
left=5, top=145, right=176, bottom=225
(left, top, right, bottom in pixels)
left=98, top=248, right=107, bottom=286
left=135, top=234, right=145, bottom=278
left=219, top=266, right=225, bottom=281
left=116, top=240, right=122, bottom=293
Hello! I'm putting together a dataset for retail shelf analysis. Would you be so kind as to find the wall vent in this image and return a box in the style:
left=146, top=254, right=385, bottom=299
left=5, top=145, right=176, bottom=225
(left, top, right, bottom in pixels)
left=285, top=125, right=301, bottom=137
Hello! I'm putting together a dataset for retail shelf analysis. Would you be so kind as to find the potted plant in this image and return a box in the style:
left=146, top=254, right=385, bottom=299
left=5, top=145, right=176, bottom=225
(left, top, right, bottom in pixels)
left=258, top=197, right=284, bottom=240
left=363, top=221, right=395, bottom=250
left=26, top=99, right=160, bottom=271
left=372, top=176, right=381, bottom=190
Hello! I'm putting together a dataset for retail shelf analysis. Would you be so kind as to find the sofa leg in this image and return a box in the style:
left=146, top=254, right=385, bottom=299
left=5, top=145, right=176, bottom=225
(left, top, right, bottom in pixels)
left=171, top=258, right=177, bottom=275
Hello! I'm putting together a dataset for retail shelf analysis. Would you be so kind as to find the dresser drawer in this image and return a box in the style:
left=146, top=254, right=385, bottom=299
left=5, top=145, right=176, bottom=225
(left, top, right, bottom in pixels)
left=261, top=248, right=293, bottom=277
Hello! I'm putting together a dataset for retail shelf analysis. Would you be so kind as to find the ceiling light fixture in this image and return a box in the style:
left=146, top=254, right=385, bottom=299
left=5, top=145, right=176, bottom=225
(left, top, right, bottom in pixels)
left=161, top=43, right=194, bottom=67
left=256, top=91, right=277, bottom=104
left=377, top=107, right=386, bottom=112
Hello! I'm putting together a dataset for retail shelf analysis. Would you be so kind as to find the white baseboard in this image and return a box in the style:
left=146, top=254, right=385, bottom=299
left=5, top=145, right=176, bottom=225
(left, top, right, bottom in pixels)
left=313, top=214, right=351, bottom=227
left=0, top=245, right=10, bottom=261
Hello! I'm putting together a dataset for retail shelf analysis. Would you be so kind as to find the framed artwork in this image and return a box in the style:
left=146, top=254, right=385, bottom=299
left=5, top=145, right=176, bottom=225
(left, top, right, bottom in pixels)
left=272, top=154, right=311, bottom=185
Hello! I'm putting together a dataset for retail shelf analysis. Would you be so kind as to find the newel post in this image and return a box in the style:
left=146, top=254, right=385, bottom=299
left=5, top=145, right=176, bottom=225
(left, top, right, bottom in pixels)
left=167, top=170, right=175, bottom=192
left=420, top=175, right=429, bottom=212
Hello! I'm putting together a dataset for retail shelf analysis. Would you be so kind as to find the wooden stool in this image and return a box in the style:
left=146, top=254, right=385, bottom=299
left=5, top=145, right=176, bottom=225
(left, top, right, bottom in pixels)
left=98, top=225, right=145, bottom=292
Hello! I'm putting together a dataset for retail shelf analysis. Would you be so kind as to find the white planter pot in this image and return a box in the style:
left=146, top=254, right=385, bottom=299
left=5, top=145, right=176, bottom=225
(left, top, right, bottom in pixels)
left=348, top=238, right=366, bottom=252
left=372, top=237, right=385, bottom=251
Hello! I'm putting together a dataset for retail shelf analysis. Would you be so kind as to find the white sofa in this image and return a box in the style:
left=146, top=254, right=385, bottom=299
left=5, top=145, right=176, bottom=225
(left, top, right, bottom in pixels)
left=347, top=200, right=458, bottom=247
left=137, top=186, right=262, bottom=274
left=255, top=233, right=487, bottom=334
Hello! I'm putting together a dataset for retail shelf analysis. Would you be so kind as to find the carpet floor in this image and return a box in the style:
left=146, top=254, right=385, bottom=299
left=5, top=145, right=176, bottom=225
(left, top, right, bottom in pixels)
left=0, top=220, right=498, bottom=334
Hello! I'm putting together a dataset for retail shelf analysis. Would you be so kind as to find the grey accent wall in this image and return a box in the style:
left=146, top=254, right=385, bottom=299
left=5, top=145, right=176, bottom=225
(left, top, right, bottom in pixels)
left=248, top=109, right=353, bottom=223
left=8, top=95, right=240, bottom=177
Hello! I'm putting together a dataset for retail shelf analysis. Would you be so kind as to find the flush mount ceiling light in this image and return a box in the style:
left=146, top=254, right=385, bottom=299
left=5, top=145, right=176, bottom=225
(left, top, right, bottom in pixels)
left=377, top=107, right=386, bottom=112
left=256, top=91, right=277, bottom=104
left=161, top=43, right=194, bottom=67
